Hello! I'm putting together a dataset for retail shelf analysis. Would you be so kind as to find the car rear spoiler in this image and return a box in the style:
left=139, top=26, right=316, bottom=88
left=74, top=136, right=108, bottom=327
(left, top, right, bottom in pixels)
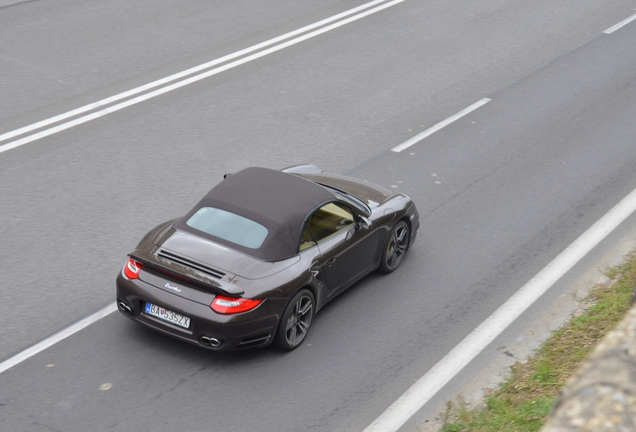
left=130, top=251, right=245, bottom=296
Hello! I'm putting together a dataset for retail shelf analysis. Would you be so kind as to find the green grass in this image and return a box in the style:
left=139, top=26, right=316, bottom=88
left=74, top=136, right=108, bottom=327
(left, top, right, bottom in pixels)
left=440, top=251, right=636, bottom=432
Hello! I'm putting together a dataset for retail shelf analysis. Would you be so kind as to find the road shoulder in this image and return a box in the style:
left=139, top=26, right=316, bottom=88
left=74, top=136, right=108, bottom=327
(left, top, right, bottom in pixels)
left=418, top=223, right=636, bottom=431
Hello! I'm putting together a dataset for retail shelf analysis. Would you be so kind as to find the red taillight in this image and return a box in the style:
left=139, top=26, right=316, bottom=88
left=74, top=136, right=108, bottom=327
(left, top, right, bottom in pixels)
left=123, top=257, right=143, bottom=279
left=210, top=296, right=263, bottom=314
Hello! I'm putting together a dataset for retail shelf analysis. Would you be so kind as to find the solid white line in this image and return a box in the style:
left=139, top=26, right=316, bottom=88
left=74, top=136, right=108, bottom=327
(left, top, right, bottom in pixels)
left=0, top=0, right=399, bottom=154
left=0, top=303, right=117, bottom=375
left=391, top=98, right=491, bottom=153
left=0, top=0, right=405, bottom=155
left=604, top=12, right=636, bottom=34
left=363, top=185, right=636, bottom=432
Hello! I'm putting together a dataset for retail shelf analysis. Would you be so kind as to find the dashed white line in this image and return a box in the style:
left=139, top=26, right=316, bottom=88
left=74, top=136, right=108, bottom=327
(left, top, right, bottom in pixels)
left=391, top=98, right=491, bottom=153
left=604, top=12, right=636, bottom=34
left=0, top=0, right=403, bottom=155
left=363, top=185, right=636, bottom=432
left=0, top=303, right=117, bottom=375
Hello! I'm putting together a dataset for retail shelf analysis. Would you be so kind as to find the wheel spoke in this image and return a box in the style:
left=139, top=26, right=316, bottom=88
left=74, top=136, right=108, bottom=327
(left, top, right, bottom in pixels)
left=287, top=325, right=297, bottom=342
left=298, top=299, right=312, bottom=316
left=285, top=316, right=295, bottom=331
left=297, top=321, right=309, bottom=333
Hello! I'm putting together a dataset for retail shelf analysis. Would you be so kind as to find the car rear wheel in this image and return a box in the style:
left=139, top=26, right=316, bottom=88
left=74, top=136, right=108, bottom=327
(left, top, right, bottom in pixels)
left=379, top=221, right=409, bottom=274
left=274, top=289, right=315, bottom=351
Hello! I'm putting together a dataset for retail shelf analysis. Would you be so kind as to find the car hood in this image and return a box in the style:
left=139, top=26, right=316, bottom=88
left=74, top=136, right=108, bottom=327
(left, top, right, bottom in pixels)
left=293, top=172, right=392, bottom=208
left=141, top=227, right=300, bottom=282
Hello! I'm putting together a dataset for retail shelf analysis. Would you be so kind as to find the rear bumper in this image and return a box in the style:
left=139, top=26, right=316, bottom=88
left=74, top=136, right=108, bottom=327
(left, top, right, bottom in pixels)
left=116, top=272, right=286, bottom=351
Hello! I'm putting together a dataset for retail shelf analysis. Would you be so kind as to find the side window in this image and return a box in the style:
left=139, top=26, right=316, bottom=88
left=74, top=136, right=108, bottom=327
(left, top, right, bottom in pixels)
left=299, top=226, right=317, bottom=252
left=306, top=202, right=355, bottom=243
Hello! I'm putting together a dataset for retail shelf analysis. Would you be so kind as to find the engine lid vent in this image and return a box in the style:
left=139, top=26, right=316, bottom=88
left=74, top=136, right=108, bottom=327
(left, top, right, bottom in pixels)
left=157, top=249, right=226, bottom=279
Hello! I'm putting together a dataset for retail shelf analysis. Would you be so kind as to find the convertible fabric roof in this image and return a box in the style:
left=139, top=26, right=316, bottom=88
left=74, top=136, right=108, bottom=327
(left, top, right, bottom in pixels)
left=175, top=167, right=335, bottom=261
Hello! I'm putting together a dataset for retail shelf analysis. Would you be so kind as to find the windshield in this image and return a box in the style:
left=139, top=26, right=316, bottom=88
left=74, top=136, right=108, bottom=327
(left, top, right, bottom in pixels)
left=186, top=207, right=268, bottom=249
left=317, top=184, right=372, bottom=216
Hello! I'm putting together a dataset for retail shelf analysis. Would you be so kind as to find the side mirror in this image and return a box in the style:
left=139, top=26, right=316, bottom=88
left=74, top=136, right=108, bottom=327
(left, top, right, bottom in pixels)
left=357, top=216, right=371, bottom=231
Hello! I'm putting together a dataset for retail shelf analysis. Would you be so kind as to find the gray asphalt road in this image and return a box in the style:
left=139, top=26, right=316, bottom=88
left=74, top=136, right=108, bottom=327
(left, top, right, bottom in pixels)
left=1, top=0, right=636, bottom=431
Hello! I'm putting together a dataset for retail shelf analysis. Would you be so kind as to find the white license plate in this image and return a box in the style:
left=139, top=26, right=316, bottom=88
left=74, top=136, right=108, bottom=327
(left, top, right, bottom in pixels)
left=145, top=302, right=191, bottom=329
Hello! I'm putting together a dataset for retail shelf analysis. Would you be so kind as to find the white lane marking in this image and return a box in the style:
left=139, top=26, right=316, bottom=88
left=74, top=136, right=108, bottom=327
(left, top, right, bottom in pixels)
left=0, top=0, right=389, bottom=145
left=0, top=303, right=117, bottom=375
left=364, top=186, right=636, bottom=432
left=604, top=12, right=636, bottom=34
left=391, top=98, right=491, bottom=153
left=0, top=0, right=403, bottom=154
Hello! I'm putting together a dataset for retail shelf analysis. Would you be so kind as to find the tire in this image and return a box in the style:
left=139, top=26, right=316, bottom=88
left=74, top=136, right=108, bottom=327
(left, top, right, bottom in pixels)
left=273, top=289, right=315, bottom=351
left=378, top=221, right=410, bottom=274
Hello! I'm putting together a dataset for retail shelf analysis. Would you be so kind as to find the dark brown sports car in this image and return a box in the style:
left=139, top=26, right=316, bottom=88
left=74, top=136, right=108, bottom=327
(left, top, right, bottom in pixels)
left=116, top=165, right=419, bottom=351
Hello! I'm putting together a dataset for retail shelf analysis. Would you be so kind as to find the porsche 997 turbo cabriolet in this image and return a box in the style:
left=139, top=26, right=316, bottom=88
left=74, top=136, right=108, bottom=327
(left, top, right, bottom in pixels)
left=116, top=164, right=419, bottom=351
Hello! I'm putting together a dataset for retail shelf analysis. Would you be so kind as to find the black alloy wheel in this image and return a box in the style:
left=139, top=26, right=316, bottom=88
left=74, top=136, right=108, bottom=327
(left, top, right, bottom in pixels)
left=274, top=289, right=315, bottom=351
left=379, top=221, right=409, bottom=273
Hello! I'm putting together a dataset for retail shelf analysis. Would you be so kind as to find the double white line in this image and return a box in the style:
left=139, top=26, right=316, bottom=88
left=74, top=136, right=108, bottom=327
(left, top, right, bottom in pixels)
left=0, top=0, right=405, bottom=155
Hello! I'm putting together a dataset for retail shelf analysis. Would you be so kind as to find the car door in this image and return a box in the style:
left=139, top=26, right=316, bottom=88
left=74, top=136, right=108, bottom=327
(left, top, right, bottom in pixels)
left=306, top=202, right=379, bottom=294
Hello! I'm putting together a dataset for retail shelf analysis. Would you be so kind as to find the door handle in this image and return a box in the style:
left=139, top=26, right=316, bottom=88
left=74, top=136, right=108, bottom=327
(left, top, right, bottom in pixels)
left=325, top=258, right=336, bottom=267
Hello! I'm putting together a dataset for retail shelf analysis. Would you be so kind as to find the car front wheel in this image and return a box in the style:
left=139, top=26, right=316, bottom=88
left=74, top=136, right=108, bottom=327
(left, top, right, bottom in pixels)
left=274, top=289, right=315, bottom=351
left=379, top=221, right=409, bottom=274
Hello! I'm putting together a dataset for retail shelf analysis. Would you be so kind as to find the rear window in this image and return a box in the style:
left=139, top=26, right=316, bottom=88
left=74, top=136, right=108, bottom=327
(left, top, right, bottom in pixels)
left=186, top=207, right=268, bottom=249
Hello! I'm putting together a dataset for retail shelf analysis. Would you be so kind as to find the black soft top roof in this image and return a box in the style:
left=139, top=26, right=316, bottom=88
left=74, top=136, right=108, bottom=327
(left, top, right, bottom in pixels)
left=175, top=167, right=334, bottom=261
